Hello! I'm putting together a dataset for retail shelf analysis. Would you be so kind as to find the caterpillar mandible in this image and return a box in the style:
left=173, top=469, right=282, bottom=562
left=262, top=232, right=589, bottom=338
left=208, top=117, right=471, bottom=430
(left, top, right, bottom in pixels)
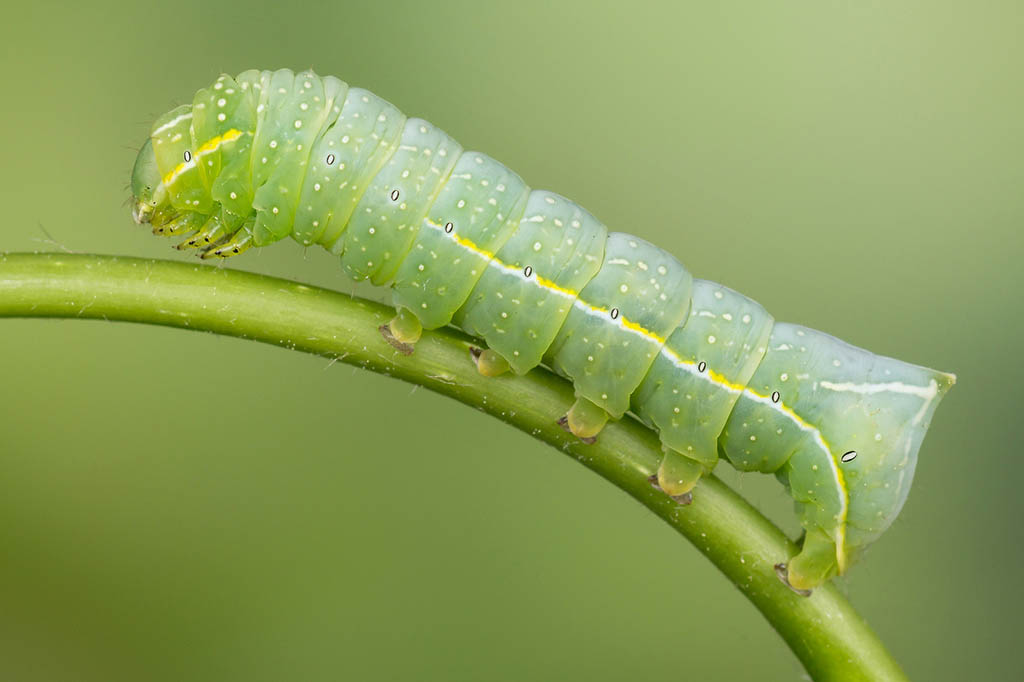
left=129, top=68, right=955, bottom=593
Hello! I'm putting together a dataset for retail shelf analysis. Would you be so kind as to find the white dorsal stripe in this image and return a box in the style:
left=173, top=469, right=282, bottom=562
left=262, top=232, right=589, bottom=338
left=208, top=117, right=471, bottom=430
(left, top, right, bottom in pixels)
left=152, top=112, right=193, bottom=136
left=820, top=378, right=940, bottom=425
left=818, top=379, right=937, bottom=400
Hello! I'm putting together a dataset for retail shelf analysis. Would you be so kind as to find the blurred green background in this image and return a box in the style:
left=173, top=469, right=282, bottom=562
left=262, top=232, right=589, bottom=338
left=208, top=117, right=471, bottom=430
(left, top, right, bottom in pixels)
left=1, top=1, right=1020, bottom=679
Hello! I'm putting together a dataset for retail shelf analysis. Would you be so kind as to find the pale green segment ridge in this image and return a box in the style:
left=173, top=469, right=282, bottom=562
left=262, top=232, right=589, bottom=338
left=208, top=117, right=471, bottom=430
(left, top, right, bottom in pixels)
left=314, top=89, right=407, bottom=251
left=287, top=76, right=350, bottom=244
left=391, top=152, right=530, bottom=330
left=339, top=118, right=462, bottom=284
left=547, top=232, right=693, bottom=419
left=209, top=70, right=263, bottom=227
left=454, top=190, right=607, bottom=375
left=193, top=72, right=260, bottom=229
left=632, top=280, right=773, bottom=468
left=290, top=85, right=405, bottom=248
left=150, top=104, right=207, bottom=213
left=250, top=70, right=351, bottom=245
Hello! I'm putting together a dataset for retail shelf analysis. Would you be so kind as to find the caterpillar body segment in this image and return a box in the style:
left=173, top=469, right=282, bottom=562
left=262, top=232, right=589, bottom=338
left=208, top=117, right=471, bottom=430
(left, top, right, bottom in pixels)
left=391, top=152, right=530, bottom=330
left=631, top=280, right=774, bottom=495
left=130, top=68, right=956, bottom=591
left=150, top=105, right=208, bottom=213
left=340, top=119, right=463, bottom=285
left=310, top=88, right=406, bottom=252
left=454, top=190, right=607, bottom=375
left=546, top=233, right=694, bottom=421
left=209, top=71, right=262, bottom=228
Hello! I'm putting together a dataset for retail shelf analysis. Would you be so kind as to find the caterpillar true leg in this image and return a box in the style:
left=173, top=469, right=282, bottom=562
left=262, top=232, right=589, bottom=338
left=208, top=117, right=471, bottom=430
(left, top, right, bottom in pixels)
left=177, top=213, right=231, bottom=250
left=203, top=220, right=256, bottom=259
left=155, top=211, right=205, bottom=237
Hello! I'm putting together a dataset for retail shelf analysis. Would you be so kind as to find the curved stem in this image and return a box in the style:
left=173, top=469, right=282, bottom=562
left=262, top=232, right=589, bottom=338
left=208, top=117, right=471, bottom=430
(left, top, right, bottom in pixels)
left=0, top=253, right=907, bottom=681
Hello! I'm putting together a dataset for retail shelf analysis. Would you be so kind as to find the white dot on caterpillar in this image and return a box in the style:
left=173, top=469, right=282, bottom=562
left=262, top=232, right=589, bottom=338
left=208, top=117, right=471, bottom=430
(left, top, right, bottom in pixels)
left=771, top=391, right=781, bottom=403
left=707, top=335, right=717, bottom=344
left=294, top=120, right=302, bottom=129
left=269, top=140, right=278, bottom=149
left=390, top=189, right=400, bottom=201
left=217, top=98, right=226, bottom=107
left=217, top=113, right=226, bottom=122
left=444, top=222, right=454, bottom=233
left=183, top=150, right=192, bottom=162
left=326, top=153, right=335, bottom=165
left=697, top=361, right=707, bottom=373
left=841, top=451, right=858, bottom=463
left=523, top=266, right=533, bottom=278
left=610, top=308, right=620, bottom=320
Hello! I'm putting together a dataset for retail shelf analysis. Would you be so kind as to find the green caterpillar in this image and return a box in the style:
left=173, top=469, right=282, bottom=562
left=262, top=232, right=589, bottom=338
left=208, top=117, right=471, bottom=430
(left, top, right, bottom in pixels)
left=129, top=68, right=955, bottom=593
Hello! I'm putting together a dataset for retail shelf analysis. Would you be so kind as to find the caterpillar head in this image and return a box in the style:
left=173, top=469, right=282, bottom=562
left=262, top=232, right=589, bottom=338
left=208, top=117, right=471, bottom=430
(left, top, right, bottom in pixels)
left=130, top=138, right=162, bottom=224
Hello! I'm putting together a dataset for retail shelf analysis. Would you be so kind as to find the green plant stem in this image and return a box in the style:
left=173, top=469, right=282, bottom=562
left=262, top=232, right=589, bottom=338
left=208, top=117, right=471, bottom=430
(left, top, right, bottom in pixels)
left=0, top=252, right=907, bottom=681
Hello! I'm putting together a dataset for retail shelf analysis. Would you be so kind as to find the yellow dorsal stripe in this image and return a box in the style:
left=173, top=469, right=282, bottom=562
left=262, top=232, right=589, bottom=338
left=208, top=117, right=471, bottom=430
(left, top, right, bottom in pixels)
left=160, top=129, right=244, bottom=187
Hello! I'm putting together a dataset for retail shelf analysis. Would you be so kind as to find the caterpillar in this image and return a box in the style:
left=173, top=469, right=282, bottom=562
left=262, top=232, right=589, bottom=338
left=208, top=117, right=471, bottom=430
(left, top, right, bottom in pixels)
left=129, top=68, right=955, bottom=593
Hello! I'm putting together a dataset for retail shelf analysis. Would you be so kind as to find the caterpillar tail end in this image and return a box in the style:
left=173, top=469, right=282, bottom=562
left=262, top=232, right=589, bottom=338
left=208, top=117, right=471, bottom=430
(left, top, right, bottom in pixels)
left=469, top=347, right=511, bottom=377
